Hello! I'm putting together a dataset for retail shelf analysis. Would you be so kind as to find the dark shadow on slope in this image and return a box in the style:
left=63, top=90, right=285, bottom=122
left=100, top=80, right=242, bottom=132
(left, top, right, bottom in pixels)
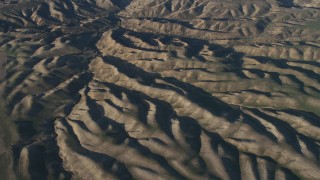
left=277, top=0, right=296, bottom=8
left=111, top=0, right=131, bottom=10
left=204, top=130, right=242, bottom=180
left=251, top=109, right=303, bottom=154
left=27, top=144, right=48, bottom=180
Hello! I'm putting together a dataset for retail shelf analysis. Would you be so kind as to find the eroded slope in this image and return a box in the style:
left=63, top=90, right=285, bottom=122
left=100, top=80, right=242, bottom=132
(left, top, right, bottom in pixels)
left=0, top=0, right=320, bottom=179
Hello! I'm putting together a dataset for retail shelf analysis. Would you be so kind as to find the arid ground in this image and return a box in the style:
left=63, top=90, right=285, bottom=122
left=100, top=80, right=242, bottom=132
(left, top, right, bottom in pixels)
left=0, top=0, right=320, bottom=179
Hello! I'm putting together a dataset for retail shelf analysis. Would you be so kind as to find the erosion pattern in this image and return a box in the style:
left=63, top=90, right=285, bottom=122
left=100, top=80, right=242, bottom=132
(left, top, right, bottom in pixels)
left=0, top=0, right=320, bottom=179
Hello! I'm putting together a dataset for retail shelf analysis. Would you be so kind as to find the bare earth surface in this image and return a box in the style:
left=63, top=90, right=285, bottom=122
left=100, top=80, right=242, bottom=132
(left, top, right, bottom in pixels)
left=0, top=0, right=320, bottom=179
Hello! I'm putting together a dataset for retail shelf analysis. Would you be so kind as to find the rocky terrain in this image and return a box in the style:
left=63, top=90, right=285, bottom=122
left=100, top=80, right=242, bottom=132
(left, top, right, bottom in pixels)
left=0, top=0, right=320, bottom=179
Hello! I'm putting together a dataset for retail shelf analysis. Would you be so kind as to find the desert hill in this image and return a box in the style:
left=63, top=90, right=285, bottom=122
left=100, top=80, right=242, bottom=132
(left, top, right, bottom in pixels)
left=0, top=0, right=320, bottom=179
